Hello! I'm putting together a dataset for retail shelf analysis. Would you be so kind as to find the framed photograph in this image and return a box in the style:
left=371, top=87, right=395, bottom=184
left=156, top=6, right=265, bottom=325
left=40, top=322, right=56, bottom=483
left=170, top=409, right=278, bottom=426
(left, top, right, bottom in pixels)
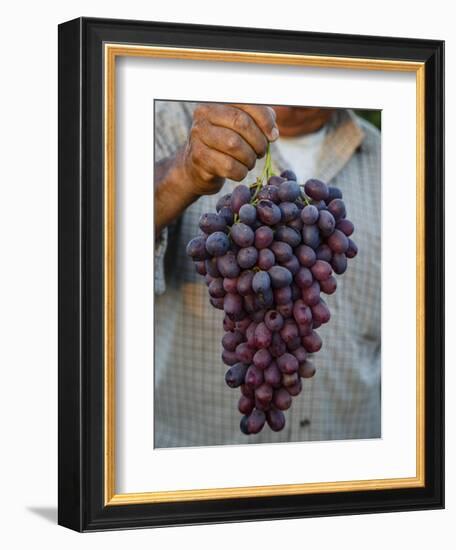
left=58, top=17, right=444, bottom=531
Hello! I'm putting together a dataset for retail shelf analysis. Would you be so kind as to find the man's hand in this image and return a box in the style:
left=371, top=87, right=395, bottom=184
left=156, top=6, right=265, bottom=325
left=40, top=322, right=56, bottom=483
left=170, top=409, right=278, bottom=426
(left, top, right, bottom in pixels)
left=155, top=103, right=279, bottom=233
left=182, top=103, right=279, bottom=196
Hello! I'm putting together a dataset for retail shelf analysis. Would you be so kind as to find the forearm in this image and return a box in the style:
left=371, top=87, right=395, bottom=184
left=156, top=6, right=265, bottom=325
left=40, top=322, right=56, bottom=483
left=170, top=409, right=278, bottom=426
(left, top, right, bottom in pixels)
left=154, top=148, right=199, bottom=234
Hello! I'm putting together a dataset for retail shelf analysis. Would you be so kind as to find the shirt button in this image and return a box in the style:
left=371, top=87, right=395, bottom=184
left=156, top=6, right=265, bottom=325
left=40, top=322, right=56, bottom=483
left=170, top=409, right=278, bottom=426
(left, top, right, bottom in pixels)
left=300, top=419, right=311, bottom=428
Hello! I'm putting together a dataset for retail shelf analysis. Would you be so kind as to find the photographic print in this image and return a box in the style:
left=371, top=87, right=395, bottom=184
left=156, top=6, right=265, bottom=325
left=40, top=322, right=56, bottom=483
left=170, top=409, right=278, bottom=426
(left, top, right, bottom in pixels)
left=58, top=18, right=443, bottom=531
left=154, top=101, right=381, bottom=448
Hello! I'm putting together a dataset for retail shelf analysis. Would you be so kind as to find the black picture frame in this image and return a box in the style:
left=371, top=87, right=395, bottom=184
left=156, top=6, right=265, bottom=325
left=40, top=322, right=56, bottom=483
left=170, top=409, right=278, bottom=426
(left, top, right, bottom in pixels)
left=58, top=17, right=444, bottom=532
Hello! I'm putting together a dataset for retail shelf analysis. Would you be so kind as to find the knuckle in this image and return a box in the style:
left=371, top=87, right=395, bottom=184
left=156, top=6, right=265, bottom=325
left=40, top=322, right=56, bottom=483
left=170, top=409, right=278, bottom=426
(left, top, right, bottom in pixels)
left=226, top=133, right=241, bottom=152
left=232, top=110, right=250, bottom=132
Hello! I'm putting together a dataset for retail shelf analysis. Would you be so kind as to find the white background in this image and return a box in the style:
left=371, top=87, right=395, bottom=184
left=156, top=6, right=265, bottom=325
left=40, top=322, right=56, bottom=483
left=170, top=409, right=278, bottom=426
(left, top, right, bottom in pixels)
left=0, top=1, right=451, bottom=548
left=117, top=59, right=417, bottom=493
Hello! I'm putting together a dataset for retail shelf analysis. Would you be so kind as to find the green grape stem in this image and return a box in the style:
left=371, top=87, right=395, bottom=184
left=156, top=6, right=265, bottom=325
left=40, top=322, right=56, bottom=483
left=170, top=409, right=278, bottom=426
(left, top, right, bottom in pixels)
left=250, top=143, right=275, bottom=201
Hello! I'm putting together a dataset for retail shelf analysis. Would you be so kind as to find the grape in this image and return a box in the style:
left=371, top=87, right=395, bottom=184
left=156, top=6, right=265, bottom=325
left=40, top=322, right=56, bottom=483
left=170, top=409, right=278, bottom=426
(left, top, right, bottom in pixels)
left=280, top=255, right=300, bottom=275
left=239, top=203, right=257, bottom=225
left=311, top=300, right=331, bottom=324
left=301, top=280, right=320, bottom=306
left=293, top=300, right=312, bottom=325
left=268, top=175, right=286, bottom=186
left=268, top=266, right=293, bottom=288
left=316, top=244, right=333, bottom=262
left=304, top=179, right=329, bottom=201
left=337, top=218, right=354, bottom=236
left=210, top=297, right=224, bottom=310
left=223, top=315, right=236, bottom=332
left=286, top=378, right=302, bottom=396
left=280, top=319, right=299, bottom=345
left=254, top=226, right=274, bottom=250
left=302, top=330, right=323, bottom=353
left=346, top=238, right=358, bottom=258
left=275, top=225, right=301, bottom=247
left=276, top=301, right=293, bottom=319
left=224, top=292, right=243, bottom=317
left=208, top=278, right=226, bottom=298
left=238, top=394, right=255, bottom=415
left=301, top=204, right=319, bottom=225
left=236, top=317, right=252, bottom=333
left=199, top=212, right=227, bottom=234
left=273, top=285, right=292, bottom=306
left=280, top=169, right=297, bottom=181
left=270, top=241, right=293, bottom=262
left=195, top=261, right=207, bottom=276
left=319, top=275, right=337, bottom=295
left=311, top=260, right=332, bottom=281
left=235, top=342, right=255, bottom=364
left=277, top=353, right=299, bottom=374
left=302, top=224, right=321, bottom=249
left=318, top=210, right=336, bottom=236
left=186, top=236, right=208, bottom=261
left=257, top=200, right=282, bottom=225
left=278, top=180, right=300, bottom=202
left=206, top=231, right=230, bottom=256
left=252, top=271, right=271, bottom=294
left=240, top=415, right=250, bottom=435
left=287, top=216, right=303, bottom=232
left=240, top=383, right=254, bottom=397
left=245, top=365, right=265, bottom=389
left=327, top=186, right=342, bottom=202
left=282, top=372, right=299, bottom=388
left=237, top=270, right=254, bottom=296
left=217, top=252, right=240, bottom=278
left=225, top=363, right=248, bottom=388
left=231, top=223, right=254, bottom=247
left=270, top=331, right=287, bottom=358
left=253, top=348, right=272, bottom=369
left=332, top=253, right=348, bottom=275
left=205, top=257, right=221, bottom=277
left=258, top=248, right=275, bottom=270
left=327, top=198, right=346, bottom=221
left=222, top=350, right=239, bottom=366
left=222, top=331, right=244, bottom=354
left=258, top=185, right=280, bottom=203
left=187, top=157, right=358, bottom=434
left=327, top=229, right=349, bottom=254
left=295, top=267, right=313, bottom=289
left=254, top=322, right=272, bottom=348
left=279, top=201, right=299, bottom=222
left=264, top=362, right=282, bottom=387
left=223, top=277, right=239, bottom=293
left=255, top=383, right=273, bottom=406
left=247, top=409, right=266, bottom=434
left=230, top=184, right=251, bottom=213
left=292, top=346, right=307, bottom=364
left=298, top=360, right=316, bottom=379
left=295, top=244, right=316, bottom=268
left=216, top=193, right=232, bottom=211
left=266, top=407, right=286, bottom=431
left=219, top=206, right=234, bottom=225
left=237, top=246, right=258, bottom=269
left=273, top=388, right=292, bottom=410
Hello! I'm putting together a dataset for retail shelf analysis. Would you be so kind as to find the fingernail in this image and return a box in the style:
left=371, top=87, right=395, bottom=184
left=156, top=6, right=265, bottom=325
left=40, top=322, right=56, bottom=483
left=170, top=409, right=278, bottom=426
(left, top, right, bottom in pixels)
left=270, top=127, right=279, bottom=141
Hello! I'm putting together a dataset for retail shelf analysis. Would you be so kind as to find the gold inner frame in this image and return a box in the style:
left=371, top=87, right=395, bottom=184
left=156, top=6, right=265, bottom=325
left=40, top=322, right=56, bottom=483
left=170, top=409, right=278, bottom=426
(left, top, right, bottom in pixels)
left=104, top=44, right=426, bottom=506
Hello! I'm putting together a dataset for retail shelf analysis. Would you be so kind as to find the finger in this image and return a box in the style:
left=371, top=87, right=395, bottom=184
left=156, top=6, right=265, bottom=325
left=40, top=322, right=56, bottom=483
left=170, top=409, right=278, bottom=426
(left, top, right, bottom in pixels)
left=233, top=104, right=279, bottom=142
left=195, top=103, right=269, bottom=158
left=193, top=121, right=257, bottom=170
left=192, top=140, right=249, bottom=182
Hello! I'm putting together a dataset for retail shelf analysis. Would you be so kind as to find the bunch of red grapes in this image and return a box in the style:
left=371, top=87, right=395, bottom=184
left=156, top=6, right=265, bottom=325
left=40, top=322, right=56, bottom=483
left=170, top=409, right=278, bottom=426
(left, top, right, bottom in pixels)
left=186, top=151, right=357, bottom=435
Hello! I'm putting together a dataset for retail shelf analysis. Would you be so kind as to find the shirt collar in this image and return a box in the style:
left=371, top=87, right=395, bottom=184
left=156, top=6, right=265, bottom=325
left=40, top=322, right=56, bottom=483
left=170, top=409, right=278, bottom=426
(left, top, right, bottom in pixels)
left=270, top=109, right=365, bottom=184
